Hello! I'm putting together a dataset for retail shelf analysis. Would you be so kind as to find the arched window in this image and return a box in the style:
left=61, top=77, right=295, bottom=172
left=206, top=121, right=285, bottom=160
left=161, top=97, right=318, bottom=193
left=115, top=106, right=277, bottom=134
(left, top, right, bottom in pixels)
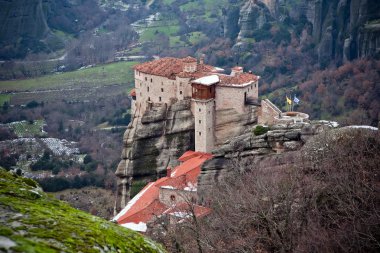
left=170, top=195, right=176, bottom=201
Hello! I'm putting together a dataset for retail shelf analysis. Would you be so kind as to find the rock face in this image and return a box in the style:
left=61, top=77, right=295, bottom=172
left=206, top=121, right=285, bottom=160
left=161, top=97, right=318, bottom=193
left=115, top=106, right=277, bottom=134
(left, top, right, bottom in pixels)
left=0, top=169, right=166, bottom=253
left=237, top=0, right=273, bottom=41
left=313, top=0, right=380, bottom=66
left=198, top=121, right=337, bottom=197
left=114, top=99, right=195, bottom=212
left=232, top=0, right=379, bottom=65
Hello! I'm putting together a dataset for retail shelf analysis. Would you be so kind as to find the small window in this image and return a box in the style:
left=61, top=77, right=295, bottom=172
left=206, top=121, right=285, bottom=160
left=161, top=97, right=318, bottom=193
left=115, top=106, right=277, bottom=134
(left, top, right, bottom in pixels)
left=147, top=87, right=149, bottom=92
left=170, top=195, right=176, bottom=201
left=161, top=88, right=164, bottom=92
left=159, top=97, right=162, bottom=102
left=148, top=97, right=151, bottom=101
left=161, top=82, right=163, bottom=85
left=150, top=78, right=152, bottom=82
left=145, top=77, right=147, bottom=81
left=208, top=111, right=210, bottom=114
left=199, top=120, right=201, bottom=124
left=199, top=108, right=201, bottom=112
left=255, top=83, right=257, bottom=88
left=199, top=132, right=201, bottom=136
left=180, top=91, right=182, bottom=95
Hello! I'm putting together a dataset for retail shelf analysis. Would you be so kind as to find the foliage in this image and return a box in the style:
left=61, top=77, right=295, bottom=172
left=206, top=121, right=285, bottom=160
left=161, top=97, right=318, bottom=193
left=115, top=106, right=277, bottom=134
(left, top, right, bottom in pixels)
left=0, top=169, right=166, bottom=252
left=253, top=125, right=269, bottom=136
left=298, top=59, right=380, bottom=126
left=171, top=128, right=380, bottom=252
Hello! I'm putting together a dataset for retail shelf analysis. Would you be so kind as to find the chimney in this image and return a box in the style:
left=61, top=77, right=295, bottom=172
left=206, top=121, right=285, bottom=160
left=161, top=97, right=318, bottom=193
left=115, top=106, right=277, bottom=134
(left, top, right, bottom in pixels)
left=199, top=54, right=205, bottom=65
left=167, top=167, right=172, bottom=177
left=231, top=66, right=243, bottom=76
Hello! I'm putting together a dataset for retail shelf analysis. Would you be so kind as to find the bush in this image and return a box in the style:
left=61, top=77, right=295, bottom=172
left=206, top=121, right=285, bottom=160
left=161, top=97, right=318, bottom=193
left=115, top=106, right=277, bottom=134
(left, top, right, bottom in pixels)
left=253, top=125, right=269, bottom=136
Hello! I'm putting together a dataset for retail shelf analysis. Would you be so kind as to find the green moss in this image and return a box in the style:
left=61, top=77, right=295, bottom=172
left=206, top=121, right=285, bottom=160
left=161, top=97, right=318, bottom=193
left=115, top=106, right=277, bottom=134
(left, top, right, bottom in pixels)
left=0, top=169, right=166, bottom=253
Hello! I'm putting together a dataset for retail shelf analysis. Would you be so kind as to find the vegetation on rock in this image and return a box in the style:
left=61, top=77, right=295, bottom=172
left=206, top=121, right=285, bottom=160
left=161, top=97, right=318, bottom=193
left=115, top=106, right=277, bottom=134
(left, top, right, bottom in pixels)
left=0, top=168, right=166, bottom=253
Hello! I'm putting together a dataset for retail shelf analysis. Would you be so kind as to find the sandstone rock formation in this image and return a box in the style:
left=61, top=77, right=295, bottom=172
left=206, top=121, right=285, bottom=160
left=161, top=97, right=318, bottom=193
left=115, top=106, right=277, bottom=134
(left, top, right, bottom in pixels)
left=230, top=0, right=380, bottom=65
left=198, top=120, right=338, bottom=198
left=114, top=98, right=260, bottom=213
left=114, top=99, right=195, bottom=212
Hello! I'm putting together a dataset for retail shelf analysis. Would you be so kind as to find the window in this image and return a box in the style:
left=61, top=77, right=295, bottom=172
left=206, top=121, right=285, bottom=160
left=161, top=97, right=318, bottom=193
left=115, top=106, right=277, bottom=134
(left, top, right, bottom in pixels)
left=255, top=83, right=257, bottom=88
left=180, top=91, right=182, bottom=95
left=199, top=120, right=201, bottom=124
left=159, top=97, right=162, bottom=102
left=150, top=78, right=152, bottom=82
left=199, top=132, right=201, bottom=136
left=145, top=77, right=147, bottom=81
left=199, top=108, right=201, bottom=112
left=170, top=195, right=176, bottom=201
left=148, top=97, right=150, bottom=101
left=161, top=88, right=164, bottom=92
left=147, top=87, right=149, bottom=92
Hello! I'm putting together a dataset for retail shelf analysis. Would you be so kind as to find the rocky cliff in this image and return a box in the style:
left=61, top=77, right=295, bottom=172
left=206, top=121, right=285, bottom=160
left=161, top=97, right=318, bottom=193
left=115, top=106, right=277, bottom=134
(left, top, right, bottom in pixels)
left=198, top=120, right=339, bottom=197
left=0, top=168, right=166, bottom=252
left=314, top=0, right=380, bottom=66
left=114, top=98, right=260, bottom=212
left=230, top=0, right=380, bottom=65
left=114, top=99, right=195, bottom=212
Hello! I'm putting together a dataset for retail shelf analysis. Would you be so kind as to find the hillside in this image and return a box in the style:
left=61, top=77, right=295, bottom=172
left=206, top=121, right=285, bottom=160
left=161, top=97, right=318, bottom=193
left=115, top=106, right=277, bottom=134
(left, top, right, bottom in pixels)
left=0, top=168, right=166, bottom=252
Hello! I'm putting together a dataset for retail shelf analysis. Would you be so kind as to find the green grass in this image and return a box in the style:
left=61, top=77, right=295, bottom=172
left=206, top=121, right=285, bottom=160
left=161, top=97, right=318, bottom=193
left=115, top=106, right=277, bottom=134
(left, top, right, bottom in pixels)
left=0, top=94, right=12, bottom=105
left=187, top=32, right=207, bottom=45
left=0, top=169, right=166, bottom=253
left=139, top=25, right=180, bottom=42
left=169, top=36, right=187, bottom=47
left=162, top=0, right=175, bottom=4
left=0, top=61, right=138, bottom=91
left=8, top=120, right=46, bottom=138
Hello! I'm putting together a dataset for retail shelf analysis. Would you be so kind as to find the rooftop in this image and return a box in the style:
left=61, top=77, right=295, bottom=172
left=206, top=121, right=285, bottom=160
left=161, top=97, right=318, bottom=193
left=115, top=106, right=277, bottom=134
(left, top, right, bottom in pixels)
left=113, top=151, right=213, bottom=232
left=134, top=57, right=258, bottom=86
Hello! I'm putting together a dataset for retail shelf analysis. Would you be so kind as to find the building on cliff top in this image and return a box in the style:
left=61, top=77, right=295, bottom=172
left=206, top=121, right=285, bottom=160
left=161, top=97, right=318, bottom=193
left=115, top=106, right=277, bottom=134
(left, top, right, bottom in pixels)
left=113, top=151, right=212, bottom=232
left=131, top=56, right=264, bottom=153
left=114, top=56, right=291, bottom=214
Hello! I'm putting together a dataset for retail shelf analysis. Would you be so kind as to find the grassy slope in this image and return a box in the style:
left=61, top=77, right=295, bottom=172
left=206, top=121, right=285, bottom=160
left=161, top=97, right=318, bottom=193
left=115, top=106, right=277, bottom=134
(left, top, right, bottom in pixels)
left=0, top=169, right=166, bottom=253
left=0, top=61, right=137, bottom=91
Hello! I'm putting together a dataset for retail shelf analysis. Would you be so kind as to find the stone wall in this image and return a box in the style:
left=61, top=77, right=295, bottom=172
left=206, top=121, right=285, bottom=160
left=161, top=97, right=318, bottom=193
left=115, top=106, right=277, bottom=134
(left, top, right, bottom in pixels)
left=193, top=99, right=215, bottom=153
left=258, top=99, right=282, bottom=125
left=215, top=81, right=258, bottom=114
left=159, top=188, right=197, bottom=207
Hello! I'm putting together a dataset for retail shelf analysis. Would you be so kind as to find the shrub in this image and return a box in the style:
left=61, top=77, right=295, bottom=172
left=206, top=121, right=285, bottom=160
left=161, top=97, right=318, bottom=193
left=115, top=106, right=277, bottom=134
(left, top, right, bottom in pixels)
left=253, top=125, right=269, bottom=136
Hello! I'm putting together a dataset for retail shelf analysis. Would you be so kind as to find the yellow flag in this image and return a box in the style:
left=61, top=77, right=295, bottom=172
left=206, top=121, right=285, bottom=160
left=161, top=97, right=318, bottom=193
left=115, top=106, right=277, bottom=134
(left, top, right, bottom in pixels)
left=286, top=96, right=292, bottom=105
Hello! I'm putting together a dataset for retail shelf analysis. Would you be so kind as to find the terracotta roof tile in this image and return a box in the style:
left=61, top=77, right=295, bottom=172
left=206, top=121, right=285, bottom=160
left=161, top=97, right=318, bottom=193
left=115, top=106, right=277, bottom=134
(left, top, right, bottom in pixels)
left=218, top=72, right=258, bottom=86
left=114, top=151, right=213, bottom=227
left=182, top=56, right=197, bottom=63
left=134, top=57, right=221, bottom=80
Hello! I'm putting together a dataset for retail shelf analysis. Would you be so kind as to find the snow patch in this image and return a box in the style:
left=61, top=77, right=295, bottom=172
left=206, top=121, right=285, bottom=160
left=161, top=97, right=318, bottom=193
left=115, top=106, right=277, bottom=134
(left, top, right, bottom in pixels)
left=161, top=185, right=175, bottom=189
left=121, top=222, right=147, bottom=232
left=345, top=125, right=378, bottom=131
left=193, top=75, right=219, bottom=86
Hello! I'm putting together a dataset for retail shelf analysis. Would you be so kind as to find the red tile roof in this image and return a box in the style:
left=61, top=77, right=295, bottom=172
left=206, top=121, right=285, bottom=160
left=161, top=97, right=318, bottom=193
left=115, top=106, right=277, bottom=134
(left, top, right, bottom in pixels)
left=134, top=56, right=258, bottom=86
left=134, top=57, right=221, bottom=80
left=114, top=151, right=213, bottom=228
left=218, top=72, right=258, bottom=86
